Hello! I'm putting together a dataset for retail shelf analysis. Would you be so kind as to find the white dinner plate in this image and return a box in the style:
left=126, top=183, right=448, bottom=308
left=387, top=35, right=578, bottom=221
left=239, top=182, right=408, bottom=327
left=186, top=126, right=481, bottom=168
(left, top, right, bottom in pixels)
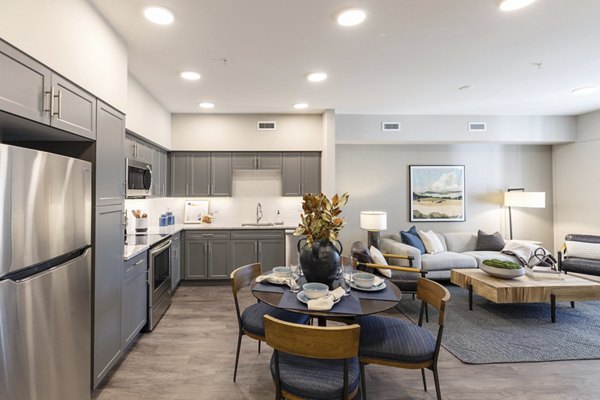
left=349, top=281, right=386, bottom=292
left=296, top=291, right=342, bottom=305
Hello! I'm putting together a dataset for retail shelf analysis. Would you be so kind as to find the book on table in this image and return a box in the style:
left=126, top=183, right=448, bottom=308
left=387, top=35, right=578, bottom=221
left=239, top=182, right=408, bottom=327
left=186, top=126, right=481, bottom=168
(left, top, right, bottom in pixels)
left=526, top=266, right=564, bottom=280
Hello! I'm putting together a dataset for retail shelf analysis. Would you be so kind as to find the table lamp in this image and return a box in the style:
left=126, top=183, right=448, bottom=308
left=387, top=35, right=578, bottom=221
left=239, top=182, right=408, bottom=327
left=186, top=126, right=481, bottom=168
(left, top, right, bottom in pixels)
left=360, top=211, right=387, bottom=249
left=503, top=188, right=545, bottom=239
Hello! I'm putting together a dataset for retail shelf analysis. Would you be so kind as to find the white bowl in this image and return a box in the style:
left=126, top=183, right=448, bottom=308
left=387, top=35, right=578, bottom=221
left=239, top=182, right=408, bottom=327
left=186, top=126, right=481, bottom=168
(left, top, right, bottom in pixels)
left=302, top=282, right=329, bottom=299
left=272, top=267, right=291, bottom=277
left=480, top=263, right=525, bottom=279
left=352, top=272, right=376, bottom=288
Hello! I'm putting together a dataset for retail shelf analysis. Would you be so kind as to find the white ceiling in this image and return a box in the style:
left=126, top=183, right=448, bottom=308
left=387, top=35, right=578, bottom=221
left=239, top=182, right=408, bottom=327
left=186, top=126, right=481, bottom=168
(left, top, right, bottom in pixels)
left=92, top=0, right=600, bottom=115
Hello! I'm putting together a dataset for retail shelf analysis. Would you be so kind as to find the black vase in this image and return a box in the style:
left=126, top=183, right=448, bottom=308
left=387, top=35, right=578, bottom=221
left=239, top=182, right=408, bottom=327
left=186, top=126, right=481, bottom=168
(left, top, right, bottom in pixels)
left=298, top=238, right=343, bottom=289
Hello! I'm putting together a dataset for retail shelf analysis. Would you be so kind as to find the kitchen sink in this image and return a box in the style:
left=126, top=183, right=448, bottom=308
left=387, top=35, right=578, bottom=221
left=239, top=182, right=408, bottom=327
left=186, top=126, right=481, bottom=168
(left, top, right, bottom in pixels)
left=241, top=222, right=275, bottom=226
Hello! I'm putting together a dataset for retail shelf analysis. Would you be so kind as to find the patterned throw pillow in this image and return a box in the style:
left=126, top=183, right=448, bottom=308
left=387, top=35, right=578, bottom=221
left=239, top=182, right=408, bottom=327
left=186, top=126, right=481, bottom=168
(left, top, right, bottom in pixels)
left=476, top=230, right=505, bottom=251
left=418, top=230, right=445, bottom=254
left=400, top=225, right=426, bottom=254
left=369, top=246, right=392, bottom=278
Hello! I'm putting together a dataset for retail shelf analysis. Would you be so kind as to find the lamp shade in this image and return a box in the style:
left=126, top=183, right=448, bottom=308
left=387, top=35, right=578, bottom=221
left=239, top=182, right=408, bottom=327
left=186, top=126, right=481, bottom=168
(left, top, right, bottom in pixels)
left=360, top=211, right=387, bottom=231
left=503, top=191, right=545, bottom=208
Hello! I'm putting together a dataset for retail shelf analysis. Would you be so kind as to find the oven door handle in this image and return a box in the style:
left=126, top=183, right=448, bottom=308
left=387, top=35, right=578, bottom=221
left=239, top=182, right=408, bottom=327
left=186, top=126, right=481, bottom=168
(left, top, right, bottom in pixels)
left=151, top=239, right=172, bottom=256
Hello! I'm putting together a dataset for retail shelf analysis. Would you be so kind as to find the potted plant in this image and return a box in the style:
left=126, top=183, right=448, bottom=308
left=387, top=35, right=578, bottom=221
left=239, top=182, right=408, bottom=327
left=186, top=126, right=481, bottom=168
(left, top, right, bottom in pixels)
left=294, top=192, right=349, bottom=288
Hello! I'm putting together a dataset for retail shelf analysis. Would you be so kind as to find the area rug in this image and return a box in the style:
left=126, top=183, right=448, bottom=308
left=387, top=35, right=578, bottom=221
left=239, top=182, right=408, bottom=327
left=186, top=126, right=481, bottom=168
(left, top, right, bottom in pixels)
left=395, top=284, right=600, bottom=364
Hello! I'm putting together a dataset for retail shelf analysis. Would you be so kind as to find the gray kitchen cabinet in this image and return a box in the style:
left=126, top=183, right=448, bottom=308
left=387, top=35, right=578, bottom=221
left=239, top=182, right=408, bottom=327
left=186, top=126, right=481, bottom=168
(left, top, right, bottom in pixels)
left=121, top=251, right=147, bottom=350
left=159, top=151, right=168, bottom=197
left=231, top=230, right=285, bottom=271
left=169, top=152, right=188, bottom=196
left=232, top=152, right=282, bottom=170
left=0, top=39, right=51, bottom=125
left=282, top=152, right=321, bottom=196
left=184, top=231, right=231, bottom=279
left=210, top=152, right=232, bottom=196
left=190, top=153, right=210, bottom=196
left=96, top=101, right=125, bottom=207
left=50, top=74, right=96, bottom=140
left=170, top=232, right=181, bottom=291
left=93, top=203, right=124, bottom=389
left=124, top=134, right=136, bottom=159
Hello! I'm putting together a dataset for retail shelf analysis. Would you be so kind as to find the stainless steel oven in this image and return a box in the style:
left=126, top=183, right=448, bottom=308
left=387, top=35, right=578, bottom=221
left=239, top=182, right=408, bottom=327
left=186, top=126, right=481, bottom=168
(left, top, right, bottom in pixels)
left=126, top=158, right=152, bottom=198
left=147, top=238, right=171, bottom=331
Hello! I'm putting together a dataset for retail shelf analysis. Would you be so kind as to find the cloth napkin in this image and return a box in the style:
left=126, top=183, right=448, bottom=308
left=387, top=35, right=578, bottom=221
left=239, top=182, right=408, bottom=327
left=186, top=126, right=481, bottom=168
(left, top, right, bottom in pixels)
left=255, top=274, right=290, bottom=285
left=307, top=287, right=346, bottom=311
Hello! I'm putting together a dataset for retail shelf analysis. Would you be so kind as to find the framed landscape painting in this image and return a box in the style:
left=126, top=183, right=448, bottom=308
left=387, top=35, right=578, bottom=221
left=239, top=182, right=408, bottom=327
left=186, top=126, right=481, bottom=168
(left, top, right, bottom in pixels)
left=409, top=165, right=465, bottom=222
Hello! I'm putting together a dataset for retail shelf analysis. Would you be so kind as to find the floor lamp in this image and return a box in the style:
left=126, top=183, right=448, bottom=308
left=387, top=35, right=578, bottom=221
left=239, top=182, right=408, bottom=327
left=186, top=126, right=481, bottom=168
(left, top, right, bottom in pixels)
left=360, top=211, right=387, bottom=249
left=503, top=188, right=545, bottom=239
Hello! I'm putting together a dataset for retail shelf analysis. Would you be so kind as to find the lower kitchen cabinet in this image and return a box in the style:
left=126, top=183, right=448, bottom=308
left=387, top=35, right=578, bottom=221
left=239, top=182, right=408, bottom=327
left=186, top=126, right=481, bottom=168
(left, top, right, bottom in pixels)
left=231, top=230, right=285, bottom=271
left=184, top=231, right=231, bottom=279
left=121, top=251, right=148, bottom=349
left=171, top=232, right=181, bottom=290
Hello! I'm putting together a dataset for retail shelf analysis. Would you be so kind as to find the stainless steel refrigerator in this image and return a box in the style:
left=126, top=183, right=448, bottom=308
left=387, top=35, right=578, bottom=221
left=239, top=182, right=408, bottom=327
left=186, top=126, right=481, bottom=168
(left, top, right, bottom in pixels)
left=0, top=143, right=92, bottom=400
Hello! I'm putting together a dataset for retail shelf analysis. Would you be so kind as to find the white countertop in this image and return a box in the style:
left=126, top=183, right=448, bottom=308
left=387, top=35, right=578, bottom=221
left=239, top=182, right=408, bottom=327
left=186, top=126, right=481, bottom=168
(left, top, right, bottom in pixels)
left=124, top=223, right=297, bottom=260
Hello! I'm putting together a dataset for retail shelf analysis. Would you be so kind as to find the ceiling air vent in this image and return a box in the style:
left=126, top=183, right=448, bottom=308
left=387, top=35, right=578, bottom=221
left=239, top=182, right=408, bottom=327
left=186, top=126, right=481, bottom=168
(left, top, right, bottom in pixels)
left=468, top=122, right=487, bottom=132
left=381, top=121, right=401, bottom=132
left=257, top=121, right=277, bottom=130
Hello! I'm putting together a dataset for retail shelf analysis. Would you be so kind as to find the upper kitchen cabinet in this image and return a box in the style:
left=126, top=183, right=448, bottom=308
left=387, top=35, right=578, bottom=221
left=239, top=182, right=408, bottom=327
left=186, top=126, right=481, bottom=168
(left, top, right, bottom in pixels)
left=282, top=152, right=321, bottom=196
left=232, top=152, right=282, bottom=170
left=170, top=152, right=231, bottom=197
left=0, top=40, right=96, bottom=139
left=96, top=101, right=125, bottom=206
left=126, top=133, right=168, bottom=197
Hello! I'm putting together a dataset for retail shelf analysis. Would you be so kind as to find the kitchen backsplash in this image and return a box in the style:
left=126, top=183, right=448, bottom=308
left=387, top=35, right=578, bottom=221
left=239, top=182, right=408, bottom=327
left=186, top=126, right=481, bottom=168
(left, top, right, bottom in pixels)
left=125, top=170, right=303, bottom=231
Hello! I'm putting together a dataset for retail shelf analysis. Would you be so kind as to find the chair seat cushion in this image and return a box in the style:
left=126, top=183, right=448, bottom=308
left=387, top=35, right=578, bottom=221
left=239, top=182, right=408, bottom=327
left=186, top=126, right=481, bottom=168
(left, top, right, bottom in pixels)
left=421, top=252, right=477, bottom=271
left=561, top=257, right=600, bottom=276
left=270, top=352, right=360, bottom=399
left=241, top=302, right=309, bottom=337
left=357, top=315, right=436, bottom=363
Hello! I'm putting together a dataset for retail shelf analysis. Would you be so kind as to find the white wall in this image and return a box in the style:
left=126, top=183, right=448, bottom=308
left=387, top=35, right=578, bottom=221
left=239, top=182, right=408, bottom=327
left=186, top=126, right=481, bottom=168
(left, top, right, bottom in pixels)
left=1, top=0, right=128, bottom=111
left=336, top=115, right=575, bottom=144
left=336, top=144, right=554, bottom=253
left=552, top=110, right=600, bottom=249
left=321, top=110, right=336, bottom=196
left=127, top=75, right=172, bottom=148
left=171, top=114, right=323, bottom=151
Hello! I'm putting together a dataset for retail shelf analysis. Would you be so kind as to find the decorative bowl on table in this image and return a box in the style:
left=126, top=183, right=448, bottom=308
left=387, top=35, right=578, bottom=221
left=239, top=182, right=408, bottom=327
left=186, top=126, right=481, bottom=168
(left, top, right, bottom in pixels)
left=272, top=266, right=291, bottom=277
left=480, top=259, right=525, bottom=279
left=352, top=272, right=376, bottom=288
left=302, top=282, right=329, bottom=299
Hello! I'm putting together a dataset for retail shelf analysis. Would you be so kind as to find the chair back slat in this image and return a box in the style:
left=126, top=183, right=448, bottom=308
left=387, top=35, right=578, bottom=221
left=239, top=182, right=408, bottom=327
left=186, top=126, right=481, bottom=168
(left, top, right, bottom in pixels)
left=264, top=315, right=360, bottom=360
left=230, top=263, right=262, bottom=296
left=417, top=278, right=450, bottom=325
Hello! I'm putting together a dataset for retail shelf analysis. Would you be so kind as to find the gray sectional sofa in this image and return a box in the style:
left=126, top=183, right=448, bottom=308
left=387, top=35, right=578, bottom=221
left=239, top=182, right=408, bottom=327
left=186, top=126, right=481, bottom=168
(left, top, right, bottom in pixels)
left=380, top=232, right=521, bottom=280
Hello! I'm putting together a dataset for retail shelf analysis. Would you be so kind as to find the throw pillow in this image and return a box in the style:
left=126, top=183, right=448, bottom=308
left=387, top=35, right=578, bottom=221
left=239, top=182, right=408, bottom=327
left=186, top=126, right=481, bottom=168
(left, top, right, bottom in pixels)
left=400, top=225, right=426, bottom=254
left=476, top=230, right=505, bottom=251
left=566, top=240, right=600, bottom=260
left=418, top=230, right=445, bottom=254
left=350, top=241, right=373, bottom=264
left=369, top=246, right=392, bottom=278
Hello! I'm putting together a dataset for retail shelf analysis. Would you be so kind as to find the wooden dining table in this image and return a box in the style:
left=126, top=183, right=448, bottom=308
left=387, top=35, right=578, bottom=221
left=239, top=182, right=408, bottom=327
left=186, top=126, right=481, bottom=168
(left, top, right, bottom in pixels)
left=251, top=274, right=402, bottom=326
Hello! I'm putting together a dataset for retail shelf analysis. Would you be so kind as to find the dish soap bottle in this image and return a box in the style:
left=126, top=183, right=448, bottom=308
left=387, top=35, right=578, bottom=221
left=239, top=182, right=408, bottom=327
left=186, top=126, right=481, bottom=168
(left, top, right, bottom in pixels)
left=275, top=210, right=283, bottom=225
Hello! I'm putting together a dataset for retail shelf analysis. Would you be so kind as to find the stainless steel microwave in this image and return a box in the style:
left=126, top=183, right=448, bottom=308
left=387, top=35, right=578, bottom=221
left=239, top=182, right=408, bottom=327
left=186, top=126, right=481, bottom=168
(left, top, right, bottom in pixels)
left=126, top=158, right=152, bottom=198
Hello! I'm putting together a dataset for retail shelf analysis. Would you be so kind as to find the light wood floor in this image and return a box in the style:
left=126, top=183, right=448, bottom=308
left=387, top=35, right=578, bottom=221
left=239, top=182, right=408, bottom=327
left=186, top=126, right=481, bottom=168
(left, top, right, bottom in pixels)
left=93, top=284, right=600, bottom=400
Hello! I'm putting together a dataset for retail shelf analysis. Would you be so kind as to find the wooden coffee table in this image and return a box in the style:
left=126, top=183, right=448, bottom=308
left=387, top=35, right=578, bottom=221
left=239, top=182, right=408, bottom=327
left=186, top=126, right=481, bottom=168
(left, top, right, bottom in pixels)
left=451, top=269, right=600, bottom=322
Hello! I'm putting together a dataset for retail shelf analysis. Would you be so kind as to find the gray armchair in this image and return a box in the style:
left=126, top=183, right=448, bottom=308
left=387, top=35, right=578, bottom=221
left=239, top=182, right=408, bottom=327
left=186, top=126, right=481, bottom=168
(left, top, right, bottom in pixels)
left=558, top=234, right=600, bottom=276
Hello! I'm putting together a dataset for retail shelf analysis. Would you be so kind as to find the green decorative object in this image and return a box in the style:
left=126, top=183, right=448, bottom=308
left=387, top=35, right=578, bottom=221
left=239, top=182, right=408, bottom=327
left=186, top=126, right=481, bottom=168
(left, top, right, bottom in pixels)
left=482, top=259, right=522, bottom=270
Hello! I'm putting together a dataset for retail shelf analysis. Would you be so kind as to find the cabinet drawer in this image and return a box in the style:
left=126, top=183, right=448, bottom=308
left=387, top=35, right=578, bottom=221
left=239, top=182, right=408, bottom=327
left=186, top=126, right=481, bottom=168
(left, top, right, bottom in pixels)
left=231, top=230, right=284, bottom=240
left=185, top=230, right=230, bottom=240
left=124, top=252, right=148, bottom=281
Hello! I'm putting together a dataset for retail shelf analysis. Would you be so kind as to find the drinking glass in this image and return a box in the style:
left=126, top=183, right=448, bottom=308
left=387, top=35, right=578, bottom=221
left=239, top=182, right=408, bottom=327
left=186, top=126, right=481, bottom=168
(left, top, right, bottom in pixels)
left=339, top=257, right=353, bottom=296
left=288, top=264, right=301, bottom=293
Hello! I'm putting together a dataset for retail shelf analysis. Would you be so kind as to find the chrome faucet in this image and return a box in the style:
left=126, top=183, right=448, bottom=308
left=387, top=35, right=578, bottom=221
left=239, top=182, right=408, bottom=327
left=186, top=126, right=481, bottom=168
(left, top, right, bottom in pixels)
left=256, top=202, right=263, bottom=223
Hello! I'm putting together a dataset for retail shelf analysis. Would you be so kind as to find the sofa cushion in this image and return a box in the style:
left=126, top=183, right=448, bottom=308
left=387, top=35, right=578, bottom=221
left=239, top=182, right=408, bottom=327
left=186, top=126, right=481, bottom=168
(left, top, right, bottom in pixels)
left=418, top=230, right=445, bottom=254
left=421, top=252, right=477, bottom=271
left=400, top=226, right=426, bottom=254
left=476, top=230, right=505, bottom=251
left=370, top=245, right=392, bottom=278
left=462, top=251, right=521, bottom=268
left=561, top=257, right=600, bottom=275
left=565, top=234, right=600, bottom=244
left=443, top=232, right=477, bottom=253
left=566, top=240, right=600, bottom=260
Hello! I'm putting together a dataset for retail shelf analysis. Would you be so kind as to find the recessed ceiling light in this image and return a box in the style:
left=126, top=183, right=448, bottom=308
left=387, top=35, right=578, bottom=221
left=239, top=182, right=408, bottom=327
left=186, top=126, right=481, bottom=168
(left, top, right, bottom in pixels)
left=572, top=86, right=598, bottom=95
left=293, top=103, right=308, bottom=110
left=199, top=102, right=215, bottom=109
left=307, top=72, right=327, bottom=82
left=336, top=9, right=367, bottom=26
left=143, top=6, right=174, bottom=25
left=498, top=0, right=537, bottom=12
left=180, top=71, right=201, bottom=81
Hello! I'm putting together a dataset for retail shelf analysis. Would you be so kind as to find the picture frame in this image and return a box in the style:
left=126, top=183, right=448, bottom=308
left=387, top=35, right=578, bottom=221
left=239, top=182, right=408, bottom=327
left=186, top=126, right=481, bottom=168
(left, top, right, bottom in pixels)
left=409, top=165, right=465, bottom=222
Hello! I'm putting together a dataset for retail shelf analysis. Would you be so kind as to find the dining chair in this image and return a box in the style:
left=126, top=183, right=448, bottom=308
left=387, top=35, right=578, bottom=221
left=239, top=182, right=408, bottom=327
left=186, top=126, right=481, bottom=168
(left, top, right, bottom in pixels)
left=357, top=278, right=450, bottom=400
left=264, top=314, right=362, bottom=400
left=230, top=263, right=310, bottom=382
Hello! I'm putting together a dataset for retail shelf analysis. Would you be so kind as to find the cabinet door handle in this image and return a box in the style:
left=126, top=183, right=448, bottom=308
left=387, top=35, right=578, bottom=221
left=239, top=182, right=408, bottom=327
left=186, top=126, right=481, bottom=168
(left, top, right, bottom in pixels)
left=134, top=259, right=145, bottom=266
left=186, top=184, right=189, bottom=196
left=254, top=242, right=258, bottom=256
left=204, top=242, right=208, bottom=254
left=208, top=242, right=212, bottom=255
left=56, top=89, right=62, bottom=119
left=258, top=242, right=262, bottom=258
left=44, top=86, right=54, bottom=115
left=207, top=184, right=210, bottom=195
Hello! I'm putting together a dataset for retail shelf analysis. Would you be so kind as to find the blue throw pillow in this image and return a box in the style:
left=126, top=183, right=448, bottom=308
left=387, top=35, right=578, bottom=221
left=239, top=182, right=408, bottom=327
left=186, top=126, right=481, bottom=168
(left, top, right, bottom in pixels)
left=400, top=225, right=426, bottom=254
